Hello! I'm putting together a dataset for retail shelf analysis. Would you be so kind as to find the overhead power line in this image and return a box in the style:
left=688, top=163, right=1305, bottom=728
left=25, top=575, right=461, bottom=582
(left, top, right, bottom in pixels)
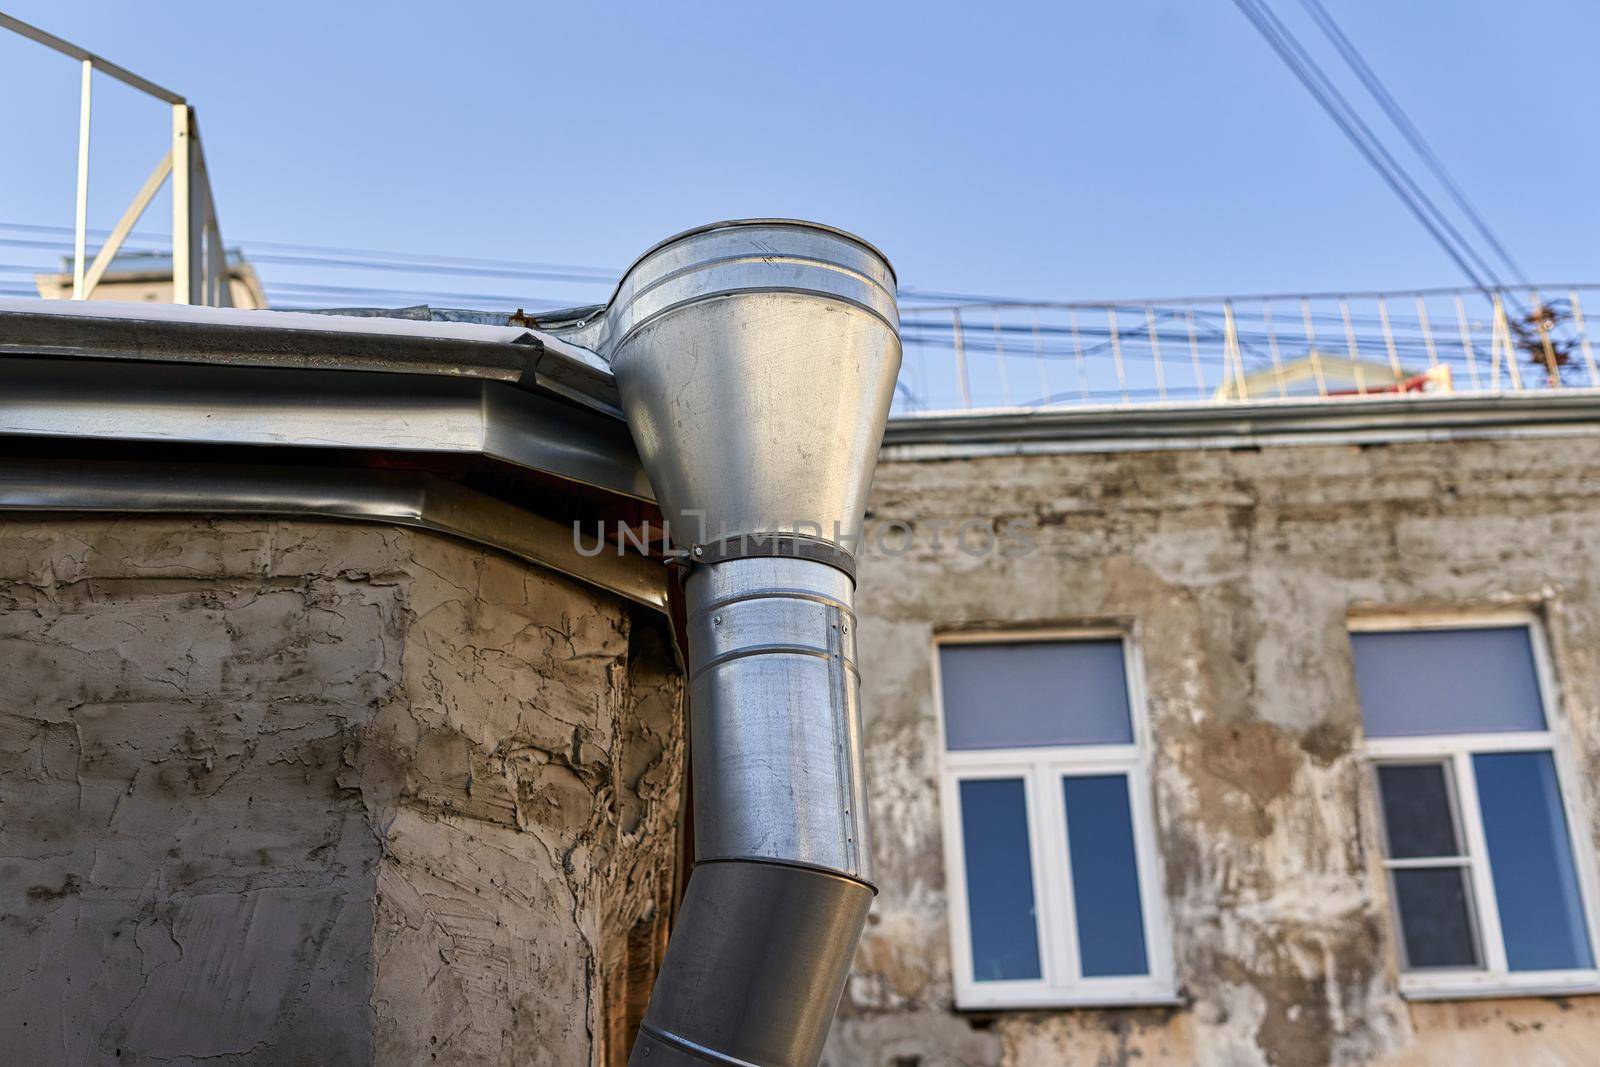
left=1230, top=0, right=1510, bottom=295
left=0, top=222, right=620, bottom=285
left=1294, top=0, right=1529, bottom=286
left=0, top=221, right=1040, bottom=308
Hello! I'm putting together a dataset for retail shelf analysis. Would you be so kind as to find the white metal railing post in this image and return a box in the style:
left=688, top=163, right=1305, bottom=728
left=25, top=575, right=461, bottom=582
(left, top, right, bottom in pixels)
left=1300, top=298, right=1327, bottom=397
left=1107, top=307, right=1130, bottom=403
left=1488, top=292, right=1518, bottom=391
left=1185, top=307, right=1207, bottom=397
left=1339, top=299, right=1366, bottom=394
left=1570, top=290, right=1600, bottom=388
left=1030, top=309, right=1051, bottom=407
left=1261, top=302, right=1287, bottom=397
left=1068, top=308, right=1090, bottom=403
left=1487, top=296, right=1503, bottom=388
left=171, top=104, right=193, bottom=304
left=1145, top=305, right=1167, bottom=401
left=951, top=309, right=970, bottom=408
left=1453, top=295, right=1484, bottom=391
left=72, top=59, right=92, bottom=299
left=1416, top=296, right=1441, bottom=370
left=991, top=312, right=1012, bottom=407
left=1377, top=297, right=1403, bottom=381
left=1226, top=300, right=1249, bottom=400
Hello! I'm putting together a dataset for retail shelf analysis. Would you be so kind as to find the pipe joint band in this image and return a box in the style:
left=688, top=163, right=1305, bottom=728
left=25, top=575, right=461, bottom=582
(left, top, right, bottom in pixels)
left=685, top=533, right=856, bottom=582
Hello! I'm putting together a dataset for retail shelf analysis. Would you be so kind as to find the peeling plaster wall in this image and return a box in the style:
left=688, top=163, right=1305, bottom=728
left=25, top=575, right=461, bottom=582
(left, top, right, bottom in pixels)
left=831, top=434, right=1600, bottom=1067
left=0, top=516, right=683, bottom=1067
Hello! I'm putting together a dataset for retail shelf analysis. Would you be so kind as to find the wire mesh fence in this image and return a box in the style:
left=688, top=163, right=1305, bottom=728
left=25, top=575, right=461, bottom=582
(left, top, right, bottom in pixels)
left=892, top=285, right=1600, bottom=416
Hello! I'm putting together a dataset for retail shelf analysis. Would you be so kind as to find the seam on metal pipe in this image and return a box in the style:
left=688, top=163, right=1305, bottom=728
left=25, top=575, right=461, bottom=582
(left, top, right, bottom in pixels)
left=686, top=646, right=862, bottom=684
left=621, top=253, right=893, bottom=314
left=634, top=1023, right=767, bottom=1067
left=686, top=855, right=876, bottom=886
left=686, top=588, right=857, bottom=620
left=615, top=218, right=898, bottom=285
left=608, top=287, right=900, bottom=357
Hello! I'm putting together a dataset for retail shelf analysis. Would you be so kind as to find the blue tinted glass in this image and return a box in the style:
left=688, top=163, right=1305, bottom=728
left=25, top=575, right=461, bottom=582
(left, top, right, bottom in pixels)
left=941, top=640, right=1133, bottom=750
left=959, top=778, right=1042, bottom=981
left=1352, top=627, right=1545, bottom=737
left=1063, top=774, right=1150, bottom=977
left=1475, top=751, right=1593, bottom=971
left=1377, top=763, right=1461, bottom=859
left=1392, top=867, right=1480, bottom=969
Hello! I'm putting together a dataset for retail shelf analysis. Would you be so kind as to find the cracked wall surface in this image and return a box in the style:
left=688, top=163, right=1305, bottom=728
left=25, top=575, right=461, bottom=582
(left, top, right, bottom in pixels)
left=0, top=516, right=684, bottom=1067
left=829, top=434, right=1600, bottom=1067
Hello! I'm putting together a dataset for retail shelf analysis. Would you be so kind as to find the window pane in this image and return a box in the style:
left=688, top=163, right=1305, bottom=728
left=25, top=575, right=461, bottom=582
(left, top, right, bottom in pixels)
left=1063, top=774, right=1150, bottom=977
left=941, top=640, right=1133, bottom=750
left=1392, top=867, right=1480, bottom=969
left=1376, top=763, right=1461, bottom=859
left=1352, top=627, right=1545, bottom=738
left=1475, top=751, right=1594, bottom=971
left=959, top=778, right=1042, bottom=981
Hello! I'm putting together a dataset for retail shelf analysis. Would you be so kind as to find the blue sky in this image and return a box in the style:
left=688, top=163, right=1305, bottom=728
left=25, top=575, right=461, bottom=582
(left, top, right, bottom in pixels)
left=2, top=1, right=1596, bottom=308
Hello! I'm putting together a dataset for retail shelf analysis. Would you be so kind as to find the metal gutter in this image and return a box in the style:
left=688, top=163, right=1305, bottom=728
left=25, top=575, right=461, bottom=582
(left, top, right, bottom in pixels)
left=0, top=459, right=667, bottom=613
left=0, top=297, right=623, bottom=417
left=0, top=299, right=665, bottom=649
left=882, top=389, right=1600, bottom=460
left=0, top=356, right=652, bottom=502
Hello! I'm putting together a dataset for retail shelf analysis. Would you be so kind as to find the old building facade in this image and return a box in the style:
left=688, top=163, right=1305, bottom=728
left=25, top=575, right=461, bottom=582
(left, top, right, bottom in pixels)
left=830, top=397, right=1600, bottom=1066
left=0, top=516, right=683, bottom=1065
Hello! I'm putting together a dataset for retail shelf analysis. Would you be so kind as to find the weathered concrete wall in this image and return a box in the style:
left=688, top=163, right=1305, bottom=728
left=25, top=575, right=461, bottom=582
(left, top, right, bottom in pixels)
left=831, top=433, right=1600, bottom=1067
left=0, top=516, right=683, bottom=1066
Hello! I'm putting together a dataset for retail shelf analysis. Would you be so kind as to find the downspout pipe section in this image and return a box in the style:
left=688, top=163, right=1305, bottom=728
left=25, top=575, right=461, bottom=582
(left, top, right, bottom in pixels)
left=599, top=221, right=900, bottom=1067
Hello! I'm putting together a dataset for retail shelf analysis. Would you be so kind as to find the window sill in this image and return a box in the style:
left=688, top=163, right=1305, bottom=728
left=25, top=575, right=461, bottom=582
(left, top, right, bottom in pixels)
left=955, top=986, right=1183, bottom=1012
left=1400, top=971, right=1600, bottom=1002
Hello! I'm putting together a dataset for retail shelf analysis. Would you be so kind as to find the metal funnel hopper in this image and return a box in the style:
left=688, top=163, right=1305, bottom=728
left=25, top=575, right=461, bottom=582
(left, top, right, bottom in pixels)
left=603, top=219, right=901, bottom=557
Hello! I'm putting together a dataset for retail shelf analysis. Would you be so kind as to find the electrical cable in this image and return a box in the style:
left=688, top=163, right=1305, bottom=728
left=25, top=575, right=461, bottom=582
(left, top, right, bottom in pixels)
left=1231, top=0, right=1505, bottom=295
left=0, top=221, right=618, bottom=281
left=1295, top=0, right=1530, bottom=285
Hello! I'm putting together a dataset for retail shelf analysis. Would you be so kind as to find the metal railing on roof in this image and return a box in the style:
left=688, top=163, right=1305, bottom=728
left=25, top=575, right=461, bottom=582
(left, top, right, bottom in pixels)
left=1, top=12, right=232, bottom=306
left=892, top=284, right=1600, bottom=416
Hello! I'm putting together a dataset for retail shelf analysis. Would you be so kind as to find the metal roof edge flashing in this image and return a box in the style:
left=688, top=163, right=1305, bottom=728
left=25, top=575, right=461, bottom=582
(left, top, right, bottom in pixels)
left=0, top=296, right=625, bottom=417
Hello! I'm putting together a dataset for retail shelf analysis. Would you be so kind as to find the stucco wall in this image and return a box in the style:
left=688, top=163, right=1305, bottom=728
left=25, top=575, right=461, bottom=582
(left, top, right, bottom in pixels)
left=0, top=516, right=683, bottom=1066
left=831, top=432, right=1600, bottom=1066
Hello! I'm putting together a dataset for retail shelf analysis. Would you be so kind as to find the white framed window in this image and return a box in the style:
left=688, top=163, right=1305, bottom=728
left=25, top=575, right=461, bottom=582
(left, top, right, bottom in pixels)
left=933, top=630, right=1176, bottom=1010
left=1352, top=612, right=1600, bottom=1000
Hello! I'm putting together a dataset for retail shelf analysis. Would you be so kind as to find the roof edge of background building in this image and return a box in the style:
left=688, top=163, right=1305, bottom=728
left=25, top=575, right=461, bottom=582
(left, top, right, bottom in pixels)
left=881, top=390, right=1600, bottom=459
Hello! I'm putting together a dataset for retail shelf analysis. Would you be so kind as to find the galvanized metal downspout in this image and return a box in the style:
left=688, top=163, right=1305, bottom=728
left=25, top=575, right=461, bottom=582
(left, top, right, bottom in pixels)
left=637, top=556, right=874, bottom=1066
left=588, top=221, right=901, bottom=1067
